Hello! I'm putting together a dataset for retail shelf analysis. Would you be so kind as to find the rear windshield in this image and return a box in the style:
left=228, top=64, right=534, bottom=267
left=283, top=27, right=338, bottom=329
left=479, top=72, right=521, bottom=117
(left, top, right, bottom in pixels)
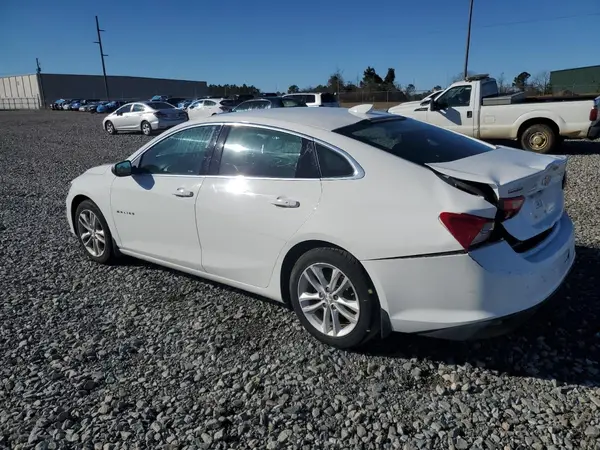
left=146, top=102, right=175, bottom=109
left=333, top=118, right=493, bottom=165
left=320, top=93, right=337, bottom=103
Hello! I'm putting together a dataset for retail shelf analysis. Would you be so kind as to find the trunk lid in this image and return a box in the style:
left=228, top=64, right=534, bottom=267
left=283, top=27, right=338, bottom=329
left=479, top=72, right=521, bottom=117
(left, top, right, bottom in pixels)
left=426, top=146, right=567, bottom=241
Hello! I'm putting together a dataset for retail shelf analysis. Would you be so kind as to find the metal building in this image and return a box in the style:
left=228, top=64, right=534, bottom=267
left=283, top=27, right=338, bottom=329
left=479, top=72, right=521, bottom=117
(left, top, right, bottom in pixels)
left=0, top=73, right=209, bottom=110
left=550, top=65, right=600, bottom=95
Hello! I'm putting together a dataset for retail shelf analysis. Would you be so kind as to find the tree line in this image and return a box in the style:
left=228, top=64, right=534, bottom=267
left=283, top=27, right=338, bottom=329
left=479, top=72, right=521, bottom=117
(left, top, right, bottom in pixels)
left=206, top=67, right=562, bottom=101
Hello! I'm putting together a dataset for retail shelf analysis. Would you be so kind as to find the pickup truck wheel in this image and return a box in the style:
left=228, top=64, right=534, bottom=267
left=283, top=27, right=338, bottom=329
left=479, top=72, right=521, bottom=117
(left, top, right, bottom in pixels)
left=520, top=124, right=555, bottom=154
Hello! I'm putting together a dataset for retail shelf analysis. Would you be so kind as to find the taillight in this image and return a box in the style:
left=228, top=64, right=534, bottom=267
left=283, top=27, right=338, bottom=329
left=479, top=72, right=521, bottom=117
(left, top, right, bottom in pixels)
left=439, top=212, right=495, bottom=250
left=590, top=107, right=598, bottom=122
left=500, top=195, right=525, bottom=220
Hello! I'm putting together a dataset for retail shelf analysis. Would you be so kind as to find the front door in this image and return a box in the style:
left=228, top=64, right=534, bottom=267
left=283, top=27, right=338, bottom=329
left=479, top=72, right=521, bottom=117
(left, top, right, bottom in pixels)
left=196, top=124, right=322, bottom=288
left=427, top=84, right=475, bottom=137
left=110, top=124, right=221, bottom=269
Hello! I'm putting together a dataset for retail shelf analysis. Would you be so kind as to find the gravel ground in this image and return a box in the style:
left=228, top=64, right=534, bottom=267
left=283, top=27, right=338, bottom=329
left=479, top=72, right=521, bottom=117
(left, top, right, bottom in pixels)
left=0, top=110, right=599, bottom=450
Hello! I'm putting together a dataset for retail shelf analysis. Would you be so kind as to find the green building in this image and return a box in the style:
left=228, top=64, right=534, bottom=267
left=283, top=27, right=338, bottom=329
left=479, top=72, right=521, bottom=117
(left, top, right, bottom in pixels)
left=550, top=65, right=600, bottom=95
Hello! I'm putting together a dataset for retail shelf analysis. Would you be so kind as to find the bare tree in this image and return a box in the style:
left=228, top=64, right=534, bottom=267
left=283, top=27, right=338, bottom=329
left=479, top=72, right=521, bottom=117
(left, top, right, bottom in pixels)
left=531, top=71, right=551, bottom=95
left=496, top=72, right=510, bottom=94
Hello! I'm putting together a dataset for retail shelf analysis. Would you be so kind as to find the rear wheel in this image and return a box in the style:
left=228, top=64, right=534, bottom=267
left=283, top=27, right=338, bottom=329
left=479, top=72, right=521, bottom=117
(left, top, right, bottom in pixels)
left=141, top=121, right=152, bottom=136
left=105, top=121, right=116, bottom=135
left=520, top=123, right=556, bottom=154
left=289, top=247, right=380, bottom=349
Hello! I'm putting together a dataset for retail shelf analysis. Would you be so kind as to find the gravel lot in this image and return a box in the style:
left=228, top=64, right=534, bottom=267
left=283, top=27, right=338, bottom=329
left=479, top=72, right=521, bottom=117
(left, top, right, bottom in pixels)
left=1, top=110, right=599, bottom=450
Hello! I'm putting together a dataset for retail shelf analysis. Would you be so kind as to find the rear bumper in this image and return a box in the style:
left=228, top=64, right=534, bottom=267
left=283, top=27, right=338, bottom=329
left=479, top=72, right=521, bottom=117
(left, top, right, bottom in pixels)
left=363, top=212, right=576, bottom=339
left=152, top=118, right=188, bottom=130
left=587, top=120, right=600, bottom=140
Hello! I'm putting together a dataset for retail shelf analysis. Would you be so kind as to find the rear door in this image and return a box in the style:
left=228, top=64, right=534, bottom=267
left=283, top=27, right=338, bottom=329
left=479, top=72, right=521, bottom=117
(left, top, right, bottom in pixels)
left=195, top=124, right=322, bottom=287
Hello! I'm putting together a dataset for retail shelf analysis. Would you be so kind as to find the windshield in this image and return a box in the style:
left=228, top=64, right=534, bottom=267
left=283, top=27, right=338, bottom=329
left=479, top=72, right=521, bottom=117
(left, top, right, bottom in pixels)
left=147, top=102, right=175, bottom=109
left=333, top=118, right=493, bottom=166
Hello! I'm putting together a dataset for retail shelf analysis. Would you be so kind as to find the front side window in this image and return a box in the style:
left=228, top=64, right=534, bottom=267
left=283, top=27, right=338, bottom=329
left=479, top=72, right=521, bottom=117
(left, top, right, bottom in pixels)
left=137, top=125, right=220, bottom=175
left=436, top=85, right=472, bottom=108
left=333, top=118, right=492, bottom=166
left=219, top=126, right=318, bottom=178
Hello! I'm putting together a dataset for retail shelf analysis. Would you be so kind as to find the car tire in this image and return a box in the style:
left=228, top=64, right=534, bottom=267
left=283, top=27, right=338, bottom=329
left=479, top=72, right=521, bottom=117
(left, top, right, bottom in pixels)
left=141, top=121, right=152, bottom=136
left=520, top=123, right=556, bottom=154
left=74, top=200, right=116, bottom=265
left=289, top=247, right=380, bottom=349
left=105, top=121, right=117, bottom=135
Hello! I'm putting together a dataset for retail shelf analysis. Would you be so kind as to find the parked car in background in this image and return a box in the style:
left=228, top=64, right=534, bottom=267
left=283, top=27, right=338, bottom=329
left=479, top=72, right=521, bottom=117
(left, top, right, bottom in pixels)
left=283, top=92, right=340, bottom=107
left=87, top=101, right=109, bottom=113
left=67, top=105, right=575, bottom=349
left=102, top=101, right=188, bottom=136
left=63, top=99, right=81, bottom=110
left=387, top=74, right=599, bottom=153
left=232, top=97, right=306, bottom=112
left=187, top=98, right=235, bottom=119
left=96, top=100, right=127, bottom=114
left=178, top=99, right=195, bottom=109
left=78, top=100, right=101, bottom=112
left=150, top=95, right=169, bottom=102
left=164, top=97, right=186, bottom=108
left=51, top=99, right=70, bottom=110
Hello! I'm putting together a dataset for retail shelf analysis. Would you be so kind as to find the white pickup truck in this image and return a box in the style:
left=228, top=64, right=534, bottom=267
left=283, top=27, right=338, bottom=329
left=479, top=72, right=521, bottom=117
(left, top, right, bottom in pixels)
left=388, top=74, right=600, bottom=153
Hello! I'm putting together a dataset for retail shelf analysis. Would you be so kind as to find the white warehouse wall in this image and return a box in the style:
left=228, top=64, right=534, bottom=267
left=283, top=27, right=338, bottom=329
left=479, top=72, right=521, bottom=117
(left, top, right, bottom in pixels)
left=0, top=75, right=42, bottom=109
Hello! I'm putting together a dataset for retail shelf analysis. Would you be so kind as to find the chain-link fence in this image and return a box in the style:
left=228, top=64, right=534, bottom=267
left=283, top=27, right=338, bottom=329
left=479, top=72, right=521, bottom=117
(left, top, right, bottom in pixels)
left=338, top=90, right=431, bottom=105
left=0, top=97, right=41, bottom=110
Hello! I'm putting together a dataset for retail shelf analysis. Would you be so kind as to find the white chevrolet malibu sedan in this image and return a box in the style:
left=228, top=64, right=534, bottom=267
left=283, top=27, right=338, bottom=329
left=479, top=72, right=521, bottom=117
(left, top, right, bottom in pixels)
left=66, top=105, right=575, bottom=349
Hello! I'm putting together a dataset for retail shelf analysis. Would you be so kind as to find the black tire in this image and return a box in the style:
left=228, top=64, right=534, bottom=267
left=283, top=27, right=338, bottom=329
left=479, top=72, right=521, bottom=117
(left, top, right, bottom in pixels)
left=289, top=247, right=380, bottom=349
left=105, top=121, right=117, bottom=135
left=141, top=121, right=152, bottom=136
left=520, top=123, right=556, bottom=154
left=74, top=200, right=116, bottom=265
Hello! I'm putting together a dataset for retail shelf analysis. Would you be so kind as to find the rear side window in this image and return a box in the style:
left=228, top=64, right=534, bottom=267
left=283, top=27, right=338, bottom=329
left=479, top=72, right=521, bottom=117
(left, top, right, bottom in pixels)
left=319, top=93, right=337, bottom=104
left=282, top=98, right=304, bottom=107
left=132, top=104, right=145, bottom=112
left=333, top=118, right=493, bottom=166
left=315, top=144, right=354, bottom=178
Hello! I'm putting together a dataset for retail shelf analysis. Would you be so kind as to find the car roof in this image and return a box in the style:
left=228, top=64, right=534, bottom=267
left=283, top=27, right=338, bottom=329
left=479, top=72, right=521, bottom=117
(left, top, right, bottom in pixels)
left=192, top=105, right=393, bottom=132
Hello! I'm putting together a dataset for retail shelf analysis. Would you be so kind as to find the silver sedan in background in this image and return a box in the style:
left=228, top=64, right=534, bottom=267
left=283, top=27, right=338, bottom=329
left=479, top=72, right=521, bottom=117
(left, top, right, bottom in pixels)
left=102, top=101, right=188, bottom=136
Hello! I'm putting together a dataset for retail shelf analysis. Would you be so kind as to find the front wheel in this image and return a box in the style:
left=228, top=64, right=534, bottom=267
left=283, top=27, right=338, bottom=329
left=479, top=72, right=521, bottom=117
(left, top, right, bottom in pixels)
left=289, top=247, right=380, bottom=349
left=141, top=121, right=152, bottom=136
left=520, top=123, right=556, bottom=154
left=74, top=200, right=115, bottom=264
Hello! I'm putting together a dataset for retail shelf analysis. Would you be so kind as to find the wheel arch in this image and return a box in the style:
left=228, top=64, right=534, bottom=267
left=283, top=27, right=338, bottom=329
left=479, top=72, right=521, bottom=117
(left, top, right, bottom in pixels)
left=516, top=117, right=560, bottom=141
left=278, top=239, right=391, bottom=339
left=70, top=194, right=122, bottom=256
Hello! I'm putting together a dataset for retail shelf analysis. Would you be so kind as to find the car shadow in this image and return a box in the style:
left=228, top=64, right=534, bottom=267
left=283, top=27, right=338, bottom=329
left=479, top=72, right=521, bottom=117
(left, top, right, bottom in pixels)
left=112, top=245, right=599, bottom=386
left=361, top=244, right=600, bottom=387
left=489, top=139, right=600, bottom=155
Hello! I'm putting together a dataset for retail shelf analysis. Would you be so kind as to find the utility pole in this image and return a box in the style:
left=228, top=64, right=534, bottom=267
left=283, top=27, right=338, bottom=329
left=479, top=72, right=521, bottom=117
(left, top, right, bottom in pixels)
left=35, top=58, right=47, bottom=108
left=94, top=16, right=110, bottom=100
left=463, top=0, right=474, bottom=80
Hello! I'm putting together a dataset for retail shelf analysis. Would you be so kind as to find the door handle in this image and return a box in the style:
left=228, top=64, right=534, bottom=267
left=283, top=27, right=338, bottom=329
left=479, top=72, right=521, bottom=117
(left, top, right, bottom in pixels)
left=467, top=111, right=473, bottom=118
left=173, top=187, right=194, bottom=198
left=271, top=196, right=300, bottom=208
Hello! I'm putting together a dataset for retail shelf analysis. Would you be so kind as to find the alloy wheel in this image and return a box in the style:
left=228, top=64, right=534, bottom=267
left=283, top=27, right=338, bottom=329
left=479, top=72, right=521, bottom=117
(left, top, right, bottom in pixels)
left=77, top=210, right=106, bottom=257
left=297, top=263, right=360, bottom=337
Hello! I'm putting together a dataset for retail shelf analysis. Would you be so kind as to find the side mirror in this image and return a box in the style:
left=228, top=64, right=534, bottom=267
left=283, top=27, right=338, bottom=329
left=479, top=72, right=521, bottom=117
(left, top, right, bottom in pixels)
left=112, top=160, right=132, bottom=177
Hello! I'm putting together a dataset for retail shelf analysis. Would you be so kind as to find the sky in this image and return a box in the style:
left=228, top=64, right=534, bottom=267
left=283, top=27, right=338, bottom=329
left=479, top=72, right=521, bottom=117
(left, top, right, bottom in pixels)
left=0, top=0, right=598, bottom=92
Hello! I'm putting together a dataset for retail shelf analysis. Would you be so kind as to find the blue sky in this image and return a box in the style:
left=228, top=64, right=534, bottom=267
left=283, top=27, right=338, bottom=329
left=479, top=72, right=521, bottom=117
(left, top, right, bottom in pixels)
left=1, top=0, right=598, bottom=92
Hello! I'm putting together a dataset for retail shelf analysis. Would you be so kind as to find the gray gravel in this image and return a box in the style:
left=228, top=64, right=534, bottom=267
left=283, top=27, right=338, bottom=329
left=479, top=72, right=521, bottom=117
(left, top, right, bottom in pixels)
left=1, top=110, right=599, bottom=449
